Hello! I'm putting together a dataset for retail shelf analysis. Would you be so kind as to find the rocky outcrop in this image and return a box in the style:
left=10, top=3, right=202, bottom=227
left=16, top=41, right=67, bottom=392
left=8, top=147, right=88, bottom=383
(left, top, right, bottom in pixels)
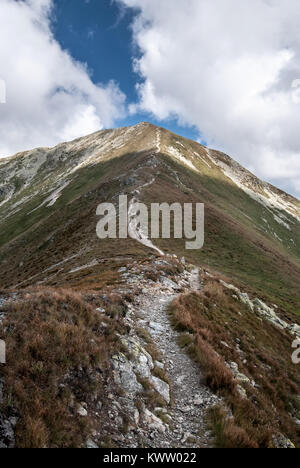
left=0, top=414, right=16, bottom=448
left=105, top=265, right=221, bottom=448
left=150, top=376, right=170, bottom=404
left=272, top=433, right=295, bottom=449
left=112, top=336, right=171, bottom=405
left=227, top=361, right=255, bottom=387
left=120, top=337, right=154, bottom=379
left=112, top=352, right=143, bottom=396
left=220, top=280, right=300, bottom=339
left=143, top=409, right=166, bottom=433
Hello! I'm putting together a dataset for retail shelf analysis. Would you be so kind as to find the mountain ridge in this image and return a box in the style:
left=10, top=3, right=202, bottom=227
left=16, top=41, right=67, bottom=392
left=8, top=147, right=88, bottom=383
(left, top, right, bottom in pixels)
left=0, top=122, right=299, bottom=305
left=0, top=122, right=298, bottom=221
left=0, top=122, right=299, bottom=448
left=1, top=121, right=299, bottom=200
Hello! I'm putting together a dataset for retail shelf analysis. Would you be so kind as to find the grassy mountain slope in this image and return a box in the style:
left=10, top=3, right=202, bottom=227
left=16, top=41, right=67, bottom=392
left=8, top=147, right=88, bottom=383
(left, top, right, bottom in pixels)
left=0, top=123, right=299, bottom=448
left=0, top=122, right=299, bottom=313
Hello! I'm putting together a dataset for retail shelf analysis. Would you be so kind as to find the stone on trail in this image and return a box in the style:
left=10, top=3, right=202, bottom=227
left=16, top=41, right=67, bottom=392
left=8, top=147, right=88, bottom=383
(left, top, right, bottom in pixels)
left=150, top=376, right=170, bottom=404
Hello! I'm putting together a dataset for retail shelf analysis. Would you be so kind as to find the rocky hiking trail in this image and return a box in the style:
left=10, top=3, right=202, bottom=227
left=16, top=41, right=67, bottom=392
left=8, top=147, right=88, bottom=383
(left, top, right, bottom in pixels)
left=120, top=134, right=220, bottom=447
left=0, top=263, right=220, bottom=449
left=122, top=268, right=221, bottom=448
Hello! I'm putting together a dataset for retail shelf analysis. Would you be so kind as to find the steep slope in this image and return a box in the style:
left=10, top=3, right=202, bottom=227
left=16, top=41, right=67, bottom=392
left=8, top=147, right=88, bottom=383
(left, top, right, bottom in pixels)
left=0, top=122, right=299, bottom=311
left=0, top=123, right=299, bottom=448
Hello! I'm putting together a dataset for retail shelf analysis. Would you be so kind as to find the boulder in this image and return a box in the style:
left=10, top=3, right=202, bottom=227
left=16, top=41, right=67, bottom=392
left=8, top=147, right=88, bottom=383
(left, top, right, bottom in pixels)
left=194, top=398, right=204, bottom=406
left=150, top=376, right=170, bottom=404
left=228, top=362, right=252, bottom=385
left=155, top=361, right=164, bottom=370
left=112, top=353, right=143, bottom=395
left=288, top=323, right=300, bottom=339
left=86, top=439, right=98, bottom=449
left=77, top=404, right=88, bottom=417
left=160, top=277, right=179, bottom=290
left=238, top=292, right=254, bottom=312
left=149, top=322, right=165, bottom=333
left=121, top=337, right=154, bottom=379
left=143, top=409, right=166, bottom=433
left=253, top=299, right=289, bottom=330
left=0, top=415, right=16, bottom=448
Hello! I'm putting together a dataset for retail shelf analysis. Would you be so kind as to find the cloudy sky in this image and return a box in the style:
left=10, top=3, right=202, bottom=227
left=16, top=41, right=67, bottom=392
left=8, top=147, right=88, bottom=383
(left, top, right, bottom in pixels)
left=0, top=0, right=300, bottom=198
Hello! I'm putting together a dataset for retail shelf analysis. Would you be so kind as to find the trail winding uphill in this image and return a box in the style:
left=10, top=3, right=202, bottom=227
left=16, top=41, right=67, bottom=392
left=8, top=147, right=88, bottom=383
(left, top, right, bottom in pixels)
left=124, top=268, right=221, bottom=448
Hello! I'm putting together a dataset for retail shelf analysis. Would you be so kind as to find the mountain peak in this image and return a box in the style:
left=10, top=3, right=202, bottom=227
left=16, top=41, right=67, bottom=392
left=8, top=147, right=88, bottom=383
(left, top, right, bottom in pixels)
left=0, top=121, right=299, bottom=449
left=0, top=123, right=299, bottom=224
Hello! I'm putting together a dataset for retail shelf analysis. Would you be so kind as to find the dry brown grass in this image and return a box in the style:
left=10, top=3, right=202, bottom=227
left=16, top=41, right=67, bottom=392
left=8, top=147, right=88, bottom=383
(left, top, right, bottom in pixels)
left=209, top=406, right=258, bottom=449
left=192, top=334, right=236, bottom=392
left=169, top=276, right=300, bottom=448
left=137, top=376, right=166, bottom=409
left=0, top=287, right=126, bottom=448
left=135, top=326, right=163, bottom=362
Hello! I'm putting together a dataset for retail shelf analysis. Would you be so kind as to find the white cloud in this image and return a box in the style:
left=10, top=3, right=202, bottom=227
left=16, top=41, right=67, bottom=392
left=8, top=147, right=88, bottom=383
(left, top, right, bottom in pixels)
left=120, top=0, right=300, bottom=198
left=0, top=0, right=126, bottom=156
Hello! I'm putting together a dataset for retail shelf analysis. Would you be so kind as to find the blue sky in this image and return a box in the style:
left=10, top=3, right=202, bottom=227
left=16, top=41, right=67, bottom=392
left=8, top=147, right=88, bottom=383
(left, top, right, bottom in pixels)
left=52, top=0, right=200, bottom=141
